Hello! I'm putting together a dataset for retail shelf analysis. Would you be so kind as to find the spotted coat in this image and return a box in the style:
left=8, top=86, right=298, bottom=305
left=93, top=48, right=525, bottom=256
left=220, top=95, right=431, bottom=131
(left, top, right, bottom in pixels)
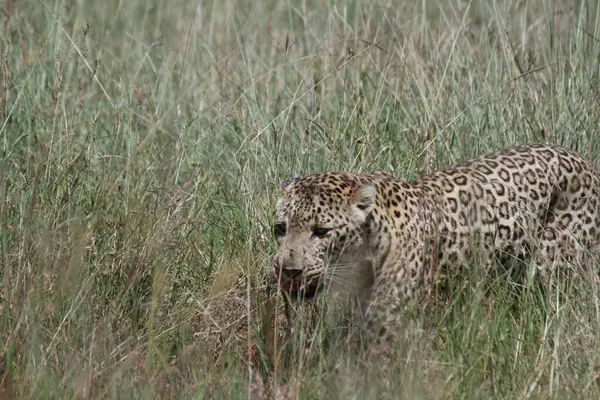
left=272, top=144, right=600, bottom=344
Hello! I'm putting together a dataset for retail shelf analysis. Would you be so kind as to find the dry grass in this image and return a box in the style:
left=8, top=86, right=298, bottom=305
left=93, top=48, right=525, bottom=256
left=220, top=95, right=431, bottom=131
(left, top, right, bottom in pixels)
left=2, top=0, right=600, bottom=398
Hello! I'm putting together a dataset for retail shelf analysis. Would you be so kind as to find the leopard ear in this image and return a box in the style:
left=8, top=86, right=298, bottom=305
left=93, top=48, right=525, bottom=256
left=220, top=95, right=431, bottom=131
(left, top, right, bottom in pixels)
left=355, top=184, right=376, bottom=210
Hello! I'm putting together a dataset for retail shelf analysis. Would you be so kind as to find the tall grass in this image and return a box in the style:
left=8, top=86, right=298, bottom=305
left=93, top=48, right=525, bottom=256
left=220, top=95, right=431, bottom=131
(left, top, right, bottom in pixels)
left=2, top=0, right=600, bottom=398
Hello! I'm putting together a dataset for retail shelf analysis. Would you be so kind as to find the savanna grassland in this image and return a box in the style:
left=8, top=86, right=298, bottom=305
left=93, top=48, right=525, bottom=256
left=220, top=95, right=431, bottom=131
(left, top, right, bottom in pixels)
left=3, top=0, right=600, bottom=398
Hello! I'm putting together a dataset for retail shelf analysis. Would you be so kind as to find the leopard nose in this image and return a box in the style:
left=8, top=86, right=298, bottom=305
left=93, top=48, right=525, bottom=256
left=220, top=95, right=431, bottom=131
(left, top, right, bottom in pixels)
left=281, top=268, right=302, bottom=279
left=273, top=262, right=302, bottom=280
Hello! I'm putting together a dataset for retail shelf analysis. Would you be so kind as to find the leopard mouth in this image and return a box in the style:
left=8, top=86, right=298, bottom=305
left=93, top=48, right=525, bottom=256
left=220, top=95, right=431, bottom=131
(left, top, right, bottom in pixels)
left=278, top=277, right=323, bottom=301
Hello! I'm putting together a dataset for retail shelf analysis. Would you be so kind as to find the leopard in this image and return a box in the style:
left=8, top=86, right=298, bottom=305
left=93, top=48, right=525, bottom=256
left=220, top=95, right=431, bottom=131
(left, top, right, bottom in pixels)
left=271, top=144, right=600, bottom=347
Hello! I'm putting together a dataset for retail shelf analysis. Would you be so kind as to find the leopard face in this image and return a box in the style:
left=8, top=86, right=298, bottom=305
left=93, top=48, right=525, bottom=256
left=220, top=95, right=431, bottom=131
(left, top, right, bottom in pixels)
left=271, top=173, right=377, bottom=301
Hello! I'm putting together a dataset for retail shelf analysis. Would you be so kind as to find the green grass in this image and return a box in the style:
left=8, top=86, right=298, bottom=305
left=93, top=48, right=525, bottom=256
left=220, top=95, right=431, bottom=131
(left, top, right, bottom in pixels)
left=3, top=0, right=600, bottom=398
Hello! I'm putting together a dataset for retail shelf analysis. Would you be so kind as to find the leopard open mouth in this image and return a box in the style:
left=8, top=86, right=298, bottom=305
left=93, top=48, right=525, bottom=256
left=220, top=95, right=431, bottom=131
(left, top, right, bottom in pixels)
left=278, top=277, right=323, bottom=301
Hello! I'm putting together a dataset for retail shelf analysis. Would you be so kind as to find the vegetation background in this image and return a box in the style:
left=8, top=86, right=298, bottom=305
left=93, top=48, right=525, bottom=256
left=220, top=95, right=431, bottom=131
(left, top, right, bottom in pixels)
left=2, top=0, right=600, bottom=398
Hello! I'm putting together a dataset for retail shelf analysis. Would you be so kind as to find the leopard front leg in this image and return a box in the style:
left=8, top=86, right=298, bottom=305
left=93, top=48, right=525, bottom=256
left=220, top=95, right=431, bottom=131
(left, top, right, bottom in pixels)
left=361, top=288, right=404, bottom=353
left=360, top=252, right=429, bottom=355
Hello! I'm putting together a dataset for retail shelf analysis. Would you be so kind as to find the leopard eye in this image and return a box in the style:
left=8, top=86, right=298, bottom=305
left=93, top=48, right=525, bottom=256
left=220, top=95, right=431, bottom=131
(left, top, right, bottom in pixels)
left=312, top=227, right=331, bottom=238
left=274, top=223, right=287, bottom=238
